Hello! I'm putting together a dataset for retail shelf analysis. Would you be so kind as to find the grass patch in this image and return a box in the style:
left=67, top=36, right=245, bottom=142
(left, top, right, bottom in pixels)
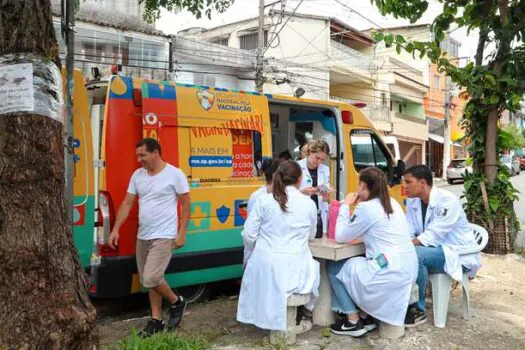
left=108, top=329, right=210, bottom=350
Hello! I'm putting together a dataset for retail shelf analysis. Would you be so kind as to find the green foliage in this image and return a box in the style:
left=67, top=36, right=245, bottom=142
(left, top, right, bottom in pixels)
left=500, top=124, right=525, bottom=150
left=139, top=0, right=234, bottom=22
left=462, top=167, right=519, bottom=226
left=108, top=329, right=210, bottom=350
left=371, top=0, right=525, bottom=228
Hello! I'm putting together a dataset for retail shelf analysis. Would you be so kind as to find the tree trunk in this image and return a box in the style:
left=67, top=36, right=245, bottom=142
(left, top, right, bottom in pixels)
left=485, top=108, right=499, bottom=184
left=0, top=0, right=98, bottom=348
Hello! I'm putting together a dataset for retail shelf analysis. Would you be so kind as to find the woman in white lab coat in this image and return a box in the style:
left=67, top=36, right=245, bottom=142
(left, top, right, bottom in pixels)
left=328, top=167, right=418, bottom=337
left=298, top=140, right=331, bottom=238
left=243, top=158, right=282, bottom=268
left=237, top=160, right=320, bottom=331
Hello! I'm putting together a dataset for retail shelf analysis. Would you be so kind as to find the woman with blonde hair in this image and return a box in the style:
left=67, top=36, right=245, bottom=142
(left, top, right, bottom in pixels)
left=298, top=139, right=331, bottom=238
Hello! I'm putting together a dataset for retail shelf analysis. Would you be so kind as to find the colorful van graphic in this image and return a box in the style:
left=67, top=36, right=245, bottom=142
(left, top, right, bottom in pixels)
left=70, top=72, right=405, bottom=299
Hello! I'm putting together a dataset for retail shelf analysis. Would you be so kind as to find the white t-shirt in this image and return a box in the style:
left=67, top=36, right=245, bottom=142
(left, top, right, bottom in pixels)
left=127, top=164, right=190, bottom=240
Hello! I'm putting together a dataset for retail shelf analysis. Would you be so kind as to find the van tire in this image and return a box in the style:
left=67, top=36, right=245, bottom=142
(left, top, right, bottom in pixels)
left=174, top=284, right=213, bottom=304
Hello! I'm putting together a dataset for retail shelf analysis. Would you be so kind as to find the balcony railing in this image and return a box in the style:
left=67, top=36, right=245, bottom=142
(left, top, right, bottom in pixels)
left=330, top=40, right=374, bottom=73
left=394, top=112, right=427, bottom=125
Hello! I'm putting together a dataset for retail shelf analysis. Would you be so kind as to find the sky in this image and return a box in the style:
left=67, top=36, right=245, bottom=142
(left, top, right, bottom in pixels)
left=156, top=0, right=480, bottom=61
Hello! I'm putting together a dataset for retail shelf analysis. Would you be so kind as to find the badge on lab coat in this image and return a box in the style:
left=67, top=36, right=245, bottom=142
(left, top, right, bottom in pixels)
left=436, top=207, right=448, bottom=217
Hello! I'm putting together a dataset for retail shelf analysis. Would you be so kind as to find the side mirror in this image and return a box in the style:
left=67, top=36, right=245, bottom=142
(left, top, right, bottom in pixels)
left=394, top=159, right=406, bottom=182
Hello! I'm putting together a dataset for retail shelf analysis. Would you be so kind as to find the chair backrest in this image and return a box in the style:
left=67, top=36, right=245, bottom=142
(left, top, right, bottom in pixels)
left=459, top=223, right=489, bottom=255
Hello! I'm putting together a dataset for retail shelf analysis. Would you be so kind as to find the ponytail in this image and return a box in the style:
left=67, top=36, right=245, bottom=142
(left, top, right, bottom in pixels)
left=378, top=173, right=393, bottom=217
left=359, top=167, right=393, bottom=217
left=272, top=170, right=288, bottom=212
left=271, top=160, right=302, bottom=212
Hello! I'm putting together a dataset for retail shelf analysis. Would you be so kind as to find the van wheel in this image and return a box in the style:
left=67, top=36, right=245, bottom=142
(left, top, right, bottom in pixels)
left=174, top=284, right=212, bottom=304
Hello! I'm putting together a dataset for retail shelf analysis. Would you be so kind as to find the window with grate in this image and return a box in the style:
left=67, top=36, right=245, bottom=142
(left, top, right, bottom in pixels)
left=212, top=38, right=229, bottom=46
left=240, top=31, right=268, bottom=50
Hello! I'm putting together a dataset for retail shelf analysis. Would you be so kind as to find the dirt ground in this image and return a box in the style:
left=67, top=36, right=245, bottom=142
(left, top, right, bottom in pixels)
left=99, top=253, right=525, bottom=349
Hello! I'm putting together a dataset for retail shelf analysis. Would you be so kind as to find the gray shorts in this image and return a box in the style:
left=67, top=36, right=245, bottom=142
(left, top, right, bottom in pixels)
left=136, top=238, right=173, bottom=288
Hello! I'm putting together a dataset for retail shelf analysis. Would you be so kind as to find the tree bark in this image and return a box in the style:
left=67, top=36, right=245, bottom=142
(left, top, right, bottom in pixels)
left=0, top=0, right=98, bottom=348
left=485, top=108, right=499, bottom=183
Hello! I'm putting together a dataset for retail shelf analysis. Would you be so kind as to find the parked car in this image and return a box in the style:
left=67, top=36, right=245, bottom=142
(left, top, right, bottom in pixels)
left=501, top=155, right=521, bottom=176
left=520, top=156, right=525, bottom=170
left=446, top=158, right=472, bottom=184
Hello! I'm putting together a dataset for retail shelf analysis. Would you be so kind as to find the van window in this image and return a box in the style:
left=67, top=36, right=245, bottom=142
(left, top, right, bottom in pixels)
left=350, top=130, right=390, bottom=173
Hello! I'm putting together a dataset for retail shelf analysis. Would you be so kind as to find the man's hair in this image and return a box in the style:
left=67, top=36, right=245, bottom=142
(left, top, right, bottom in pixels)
left=136, top=138, right=162, bottom=155
left=404, top=165, right=433, bottom=187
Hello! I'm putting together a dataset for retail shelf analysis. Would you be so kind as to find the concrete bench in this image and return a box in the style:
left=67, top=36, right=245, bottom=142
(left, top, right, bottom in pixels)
left=270, top=293, right=313, bottom=346
left=378, top=321, right=405, bottom=339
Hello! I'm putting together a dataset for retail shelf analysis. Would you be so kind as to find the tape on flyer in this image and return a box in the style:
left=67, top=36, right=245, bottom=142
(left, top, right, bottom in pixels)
left=0, top=54, right=63, bottom=123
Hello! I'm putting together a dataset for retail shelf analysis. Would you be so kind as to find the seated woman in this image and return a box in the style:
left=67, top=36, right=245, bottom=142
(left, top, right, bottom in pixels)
left=243, top=158, right=282, bottom=268
left=328, top=167, right=417, bottom=337
left=237, top=160, right=320, bottom=332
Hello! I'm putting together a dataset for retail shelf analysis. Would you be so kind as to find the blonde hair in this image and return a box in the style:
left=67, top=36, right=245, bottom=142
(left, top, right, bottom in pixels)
left=307, top=139, right=330, bottom=156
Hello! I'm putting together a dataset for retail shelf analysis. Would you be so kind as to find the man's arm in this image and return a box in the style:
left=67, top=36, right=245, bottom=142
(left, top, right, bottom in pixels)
left=417, top=196, right=462, bottom=247
left=108, top=193, right=135, bottom=249
left=174, top=193, right=191, bottom=248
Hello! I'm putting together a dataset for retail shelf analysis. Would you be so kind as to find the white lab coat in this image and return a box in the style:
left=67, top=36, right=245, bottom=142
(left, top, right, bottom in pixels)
left=298, top=158, right=330, bottom=234
left=406, top=187, right=481, bottom=281
left=335, top=198, right=418, bottom=326
left=243, top=185, right=269, bottom=267
left=237, top=186, right=320, bottom=331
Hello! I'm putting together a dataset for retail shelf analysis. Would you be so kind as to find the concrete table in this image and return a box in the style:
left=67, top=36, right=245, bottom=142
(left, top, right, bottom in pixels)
left=309, top=238, right=365, bottom=327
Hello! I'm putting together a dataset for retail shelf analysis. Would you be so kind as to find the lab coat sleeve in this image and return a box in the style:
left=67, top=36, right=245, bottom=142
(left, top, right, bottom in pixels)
left=406, top=208, right=419, bottom=238
left=242, top=197, right=263, bottom=251
left=247, top=192, right=256, bottom=215
left=309, top=200, right=318, bottom=240
left=335, top=203, right=373, bottom=243
left=418, top=196, right=463, bottom=247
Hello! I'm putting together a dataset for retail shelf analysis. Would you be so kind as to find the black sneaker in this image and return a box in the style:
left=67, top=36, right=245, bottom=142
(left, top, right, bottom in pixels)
left=138, top=319, right=165, bottom=338
left=404, top=307, right=427, bottom=328
left=330, top=318, right=368, bottom=337
left=360, top=315, right=377, bottom=332
left=167, top=296, right=187, bottom=331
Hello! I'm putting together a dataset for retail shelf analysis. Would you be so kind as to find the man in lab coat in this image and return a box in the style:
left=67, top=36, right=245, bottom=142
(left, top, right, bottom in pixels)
left=403, top=165, right=480, bottom=327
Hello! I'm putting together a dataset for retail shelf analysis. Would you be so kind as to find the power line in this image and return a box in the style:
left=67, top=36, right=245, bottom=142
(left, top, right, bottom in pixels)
left=263, top=0, right=305, bottom=54
left=333, top=0, right=384, bottom=30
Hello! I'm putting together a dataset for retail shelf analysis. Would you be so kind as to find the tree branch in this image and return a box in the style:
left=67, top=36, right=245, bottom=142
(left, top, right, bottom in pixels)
left=475, top=0, right=493, bottom=66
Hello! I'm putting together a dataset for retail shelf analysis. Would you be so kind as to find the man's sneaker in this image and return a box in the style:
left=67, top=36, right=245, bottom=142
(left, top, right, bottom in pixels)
left=360, top=315, right=377, bottom=332
left=138, top=319, right=165, bottom=338
left=167, top=296, right=187, bottom=331
left=404, top=307, right=427, bottom=328
left=330, top=318, right=368, bottom=337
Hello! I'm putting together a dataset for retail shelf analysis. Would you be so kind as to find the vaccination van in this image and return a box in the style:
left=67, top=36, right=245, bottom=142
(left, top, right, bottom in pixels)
left=70, top=71, right=406, bottom=300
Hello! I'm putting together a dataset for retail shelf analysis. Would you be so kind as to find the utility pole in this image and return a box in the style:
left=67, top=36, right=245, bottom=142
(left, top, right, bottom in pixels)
left=442, top=75, right=451, bottom=180
left=255, top=0, right=265, bottom=93
left=63, top=0, right=75, bottom=227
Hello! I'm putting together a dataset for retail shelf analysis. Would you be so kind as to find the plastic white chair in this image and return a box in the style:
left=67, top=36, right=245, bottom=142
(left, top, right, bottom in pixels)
left=428, top=223, right=489, bottom=328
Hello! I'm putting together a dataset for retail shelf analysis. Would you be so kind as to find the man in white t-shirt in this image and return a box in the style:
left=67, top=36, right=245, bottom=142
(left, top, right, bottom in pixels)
left=108, top=138, right=191, bottom=337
